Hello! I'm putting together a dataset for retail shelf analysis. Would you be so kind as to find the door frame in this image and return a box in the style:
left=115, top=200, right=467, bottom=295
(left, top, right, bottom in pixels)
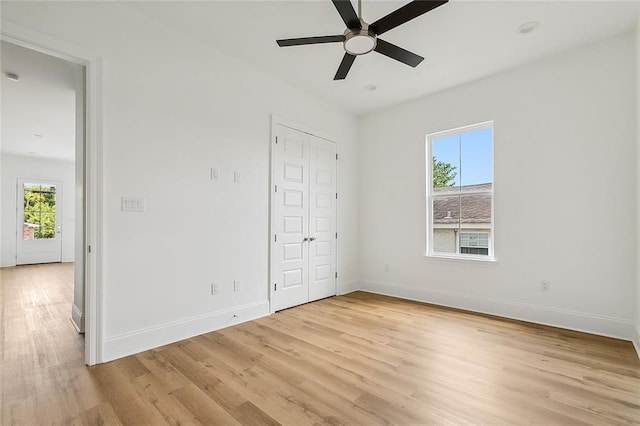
left=269, top=116, right=338, bottom=313
left=2, top=22, right=104, bottom=365
left=16, top=178, right=64, bottom=265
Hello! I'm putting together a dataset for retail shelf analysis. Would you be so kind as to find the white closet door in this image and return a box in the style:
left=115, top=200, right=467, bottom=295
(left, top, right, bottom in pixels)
left=271, top=124, right=337, bottom=311
left=308, top=136, right=337, bottom=302
left=272, top=125, right=310, bottom=311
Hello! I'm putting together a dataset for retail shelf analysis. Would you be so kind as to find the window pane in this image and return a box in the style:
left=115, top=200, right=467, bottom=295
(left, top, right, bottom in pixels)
left=460, top=194, right=492, bottom=226
left=459, top=193, right=491, bottom=257
left=37, top=213, right=56, bottom=239
left=432, top=195, right=460, bottom=254
left=432, top=134, right=459, bottom=190
left=22, top=217, right=39, bottom=240
left=24, top=186, right=44, bottom=211
left=460, top=127, right=492, bottom=186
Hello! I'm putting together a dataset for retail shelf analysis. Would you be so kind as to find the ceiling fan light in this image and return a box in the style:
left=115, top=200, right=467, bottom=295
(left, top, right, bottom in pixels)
left=344, top=29, right=376, bottom=55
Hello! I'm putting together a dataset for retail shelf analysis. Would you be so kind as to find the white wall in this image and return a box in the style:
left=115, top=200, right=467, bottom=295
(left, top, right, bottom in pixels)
left=359, top=33, right=637, bottom=340
left=1, top=153, right=75, bottom=266
left=1, top=1, right=359, bottom=361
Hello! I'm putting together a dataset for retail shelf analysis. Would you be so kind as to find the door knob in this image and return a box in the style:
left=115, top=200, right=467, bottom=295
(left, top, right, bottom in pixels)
left=309, top=237, right=316, bottom=242
left=303, top=237, right=309, bottom=242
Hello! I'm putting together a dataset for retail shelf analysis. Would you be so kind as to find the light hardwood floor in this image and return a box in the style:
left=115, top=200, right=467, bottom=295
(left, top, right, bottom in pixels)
left=1, top=263, right=639, bottom=425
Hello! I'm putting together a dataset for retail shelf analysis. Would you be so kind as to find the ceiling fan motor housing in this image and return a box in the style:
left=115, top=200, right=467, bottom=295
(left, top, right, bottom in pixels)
left=344, top=27, right=377, bottom=56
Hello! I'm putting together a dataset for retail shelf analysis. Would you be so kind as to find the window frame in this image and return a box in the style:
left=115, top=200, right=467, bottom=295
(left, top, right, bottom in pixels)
left=425, top=121, right=495, bottom=261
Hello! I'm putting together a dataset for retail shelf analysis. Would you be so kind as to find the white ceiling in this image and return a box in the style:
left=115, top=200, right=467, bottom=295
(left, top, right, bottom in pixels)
left=124, top=0, right=640, bottom=115
left=1, top=1, right=638, bottom=162
left=1, top=41, right=78, bottom=161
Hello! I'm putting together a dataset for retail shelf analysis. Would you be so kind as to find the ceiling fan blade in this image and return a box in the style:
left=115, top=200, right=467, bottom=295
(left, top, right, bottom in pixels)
left=331, top=0, right=362, bottom=29
left=334, top=53, right=356, bottom=80
left=277, top=35, right=345, bottom=47
left=374, top=39, right=424, bottom=67
left=370, top=0, right=448, bottom=36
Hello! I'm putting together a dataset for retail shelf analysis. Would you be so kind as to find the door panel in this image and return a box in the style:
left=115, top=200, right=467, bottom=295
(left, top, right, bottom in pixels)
left=272, top=125, right=310, bottom=311
left=308, top=136, right=337, bottom=302
left=16, top=179, right=63, bottom=265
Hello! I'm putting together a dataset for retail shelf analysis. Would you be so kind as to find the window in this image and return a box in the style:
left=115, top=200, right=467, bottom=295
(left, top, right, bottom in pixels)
left=426, top=122, right=494, bottom=259
left=22, top=183, right=57, bottom=240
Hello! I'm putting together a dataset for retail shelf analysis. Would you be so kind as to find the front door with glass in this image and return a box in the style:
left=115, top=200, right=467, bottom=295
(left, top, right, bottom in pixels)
left=16, top=179, right=63, bottom=265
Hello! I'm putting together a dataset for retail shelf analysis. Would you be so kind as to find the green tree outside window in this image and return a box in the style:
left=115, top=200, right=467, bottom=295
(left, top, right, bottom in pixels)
left=23, top=184, right=56, bottom=239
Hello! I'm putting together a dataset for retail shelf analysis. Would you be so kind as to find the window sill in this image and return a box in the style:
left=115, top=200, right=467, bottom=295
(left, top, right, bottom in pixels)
left=425, top=253, right=497, bottom=263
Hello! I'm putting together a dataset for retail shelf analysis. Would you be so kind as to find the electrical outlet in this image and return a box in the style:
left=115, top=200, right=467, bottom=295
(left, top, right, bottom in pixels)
left=234, top=171, right=241, bottom=183
left=540, top=281, right=550, bottom=292
left=211, top=283, right=219, bottom=295
left=384, top=264, right=390, bottom=273
left=234, top=280, right=241, bottom=292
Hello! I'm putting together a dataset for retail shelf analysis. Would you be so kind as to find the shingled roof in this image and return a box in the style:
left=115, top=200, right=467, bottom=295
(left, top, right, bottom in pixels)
left=433, top=183, right=491, bottom=224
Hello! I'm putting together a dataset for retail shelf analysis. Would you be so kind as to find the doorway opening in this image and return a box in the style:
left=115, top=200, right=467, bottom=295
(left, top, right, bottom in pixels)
left=1, top=40, right=89, bottom=352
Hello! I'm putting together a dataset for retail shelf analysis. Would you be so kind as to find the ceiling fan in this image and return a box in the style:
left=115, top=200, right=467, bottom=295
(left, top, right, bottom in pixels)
left=276, top=0, right=448, bottom=80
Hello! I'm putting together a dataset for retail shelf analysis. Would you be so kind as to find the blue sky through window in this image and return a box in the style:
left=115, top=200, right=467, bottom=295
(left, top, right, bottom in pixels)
left=432, top=127, right=492, bottom=187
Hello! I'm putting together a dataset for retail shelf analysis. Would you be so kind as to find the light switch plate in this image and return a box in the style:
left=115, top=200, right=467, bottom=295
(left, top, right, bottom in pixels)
left=121, top=197, right=145, bottom=212
left=234, top=171, right=241, bottom=183
left=210, top=168, right=219, bottom=181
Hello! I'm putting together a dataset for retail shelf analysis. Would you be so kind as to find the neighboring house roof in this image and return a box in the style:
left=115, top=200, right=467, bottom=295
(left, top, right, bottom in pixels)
left=433, top=183, right=491, bottom=224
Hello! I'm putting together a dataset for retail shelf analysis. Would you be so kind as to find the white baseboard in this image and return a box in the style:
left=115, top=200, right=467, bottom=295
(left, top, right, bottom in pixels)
left=102, top=300, right=270, bottom=362
left=337, top=279, right=362, bottom=295
left=359, top=279, right=636, bottom=342
left=71, top=303, right=84, bottom=333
